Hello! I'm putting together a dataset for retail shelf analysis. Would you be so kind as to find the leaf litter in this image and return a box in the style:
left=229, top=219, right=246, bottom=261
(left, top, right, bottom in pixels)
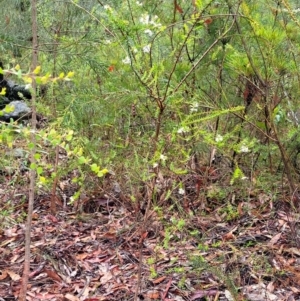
left=1, top=176, right=300, bottom=301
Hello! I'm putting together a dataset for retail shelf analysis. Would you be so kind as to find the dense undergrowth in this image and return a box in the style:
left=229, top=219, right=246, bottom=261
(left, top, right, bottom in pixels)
left=1, top=0, right=300, bottom=300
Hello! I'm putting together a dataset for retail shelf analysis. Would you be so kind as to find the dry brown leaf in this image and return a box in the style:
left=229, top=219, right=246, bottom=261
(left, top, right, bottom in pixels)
left=267, top=281, right=274, bottom=292
left=285, top=248, right=300, bottom=256
left=7, top=269, right=21, bottom=281
left=223, top=232, right=236, bottom=241
left=1, top=237, right=15, bottom=247
left=0, top=270, right=8, bottom=280
left=100, top=271, right=113, bottom=284
left=44, top=269, right=62, bottom=282
left=34, top=293, right=63, bottom=300
left=76, top=253, right=89, bottom=260
left=65, top=293, right=80, bottom=301
left=152, top=276, right=167, bottom=284
left=175, top=2, right=183, bottom=14
left=146, top=290, right=160, bottom=299
left=268, top=233, right=282, bottom=246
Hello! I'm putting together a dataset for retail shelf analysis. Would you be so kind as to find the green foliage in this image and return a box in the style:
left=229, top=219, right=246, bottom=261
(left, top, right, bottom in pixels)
left=0, top=0, right=300, bottom=209
left=0, top=65, right=109, bottom=204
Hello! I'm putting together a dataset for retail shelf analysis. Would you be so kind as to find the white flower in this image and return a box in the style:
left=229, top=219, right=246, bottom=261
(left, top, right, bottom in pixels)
left=122, top=56, right=131, bottom=64
left=153, top=162, right=158, bottom=168
left=144, top=29, right=153, bottom=36
left=140, top=14, right=150, bottom=25
left=177, top=127, right=189, bottom=134
left=104, top=39, right=111, bottom=44
left=150, top=16, right=161, bottom=27
left=190, top=102, right=199, bottom=113
left=215, top=134, right=223, bottom=142
left=140, top=14, right=161, bottom=27
left=136, top=1, right=143, bottom=6
left=178, top=188, right=185, bottom=195
left=143, top=44, right=151, bottom=53
left=240, top=145, right=249, bottom=153
left=160, top=154, right=167, bottom=161
left=104, top=5, right=112, bottom=11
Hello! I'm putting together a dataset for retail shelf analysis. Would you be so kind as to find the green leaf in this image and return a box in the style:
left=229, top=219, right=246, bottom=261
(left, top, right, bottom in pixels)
left=100, top=168, right=109, bottom=174
left=39, top=176, right=46, bottom=184
left=230, top=167, right=244, bottom=185
left=37, top=166, right=43, bottom=175
left=66, top=130, right=74, bottom=141
left=78, top=156, right=86, bottom=164
left=0, top=87, right=6, bottom=95
left=97, top=171, right=104, bottom=177
left=91, top=163, right=100, bottom=173
left=34, top=153, right=41, bottom=160
left=4, top=104, right=14, bottom=113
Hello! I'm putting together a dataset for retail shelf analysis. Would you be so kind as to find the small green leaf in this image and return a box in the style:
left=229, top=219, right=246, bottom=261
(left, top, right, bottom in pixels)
left=37, top=166, right=43, bottom=175
left=0, top=87, right=6, bottom=95
left=28, top=142, right=35, bottom=150
left=33, top=66, right=41, bottom=75
left=78, top=156, right=86, bottom=164
left=66, top=130, right=74, bottom=141
left=67, top=71, right=75, bottom=78
left=100, top=168, right=109, bottom=174
left=34, top=153, right=41, bottom=160
left=97, top=171, right=104, bottom=177
left=72, top=177, right=79, bottom=183
left=39, top=176, right=46, bottom=184
left=230, top=167, right=244, bottom=184
left=91, top=163, right=100, bottom=173
left=17, top=69, right=22, bottom=79
left=4, top=104, right=14, bottom=113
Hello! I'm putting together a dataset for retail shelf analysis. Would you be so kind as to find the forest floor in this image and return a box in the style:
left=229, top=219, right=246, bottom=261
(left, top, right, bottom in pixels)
left=1, top=173, right=300, bottom=301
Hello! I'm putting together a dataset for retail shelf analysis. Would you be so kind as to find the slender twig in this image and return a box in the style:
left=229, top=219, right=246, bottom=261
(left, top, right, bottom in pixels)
left=19, top=0, right=38, bottom=299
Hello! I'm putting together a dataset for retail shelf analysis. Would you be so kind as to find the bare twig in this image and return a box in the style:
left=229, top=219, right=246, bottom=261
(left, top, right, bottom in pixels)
left=19, top=0, right=38, bottom=299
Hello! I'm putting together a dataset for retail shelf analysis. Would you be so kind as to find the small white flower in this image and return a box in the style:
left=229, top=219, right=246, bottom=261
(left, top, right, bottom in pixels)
left=104, top=39, right=111, bottom=44
left=160, top=154, right=167, bottom=161
left=150, top=16, right=161, bottom=27
left=143, top=44, right=151, bottom=53
left=136, top=1, right=143, bottom=6
left=140, top=14, right=150, bottom=25
left=140, top=14, right=161, bottom=27
left=153, top=162, right=158, bottom=168
left=215, top=134, right=223, bottom=142
left=240, top=145, right=249, bottom=153
left=122, top=56, right=131, bottom=64
left=177, top=127, right=189, bottom=134
left=178, top=188, right=185, bottom=195
left=190, top=102, right=199, bottom=113
left=104, top=5, right=112, bottom=11
left=144, top=29, right=153, bottom=36
left=132, top=47, right=138, bottom=53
